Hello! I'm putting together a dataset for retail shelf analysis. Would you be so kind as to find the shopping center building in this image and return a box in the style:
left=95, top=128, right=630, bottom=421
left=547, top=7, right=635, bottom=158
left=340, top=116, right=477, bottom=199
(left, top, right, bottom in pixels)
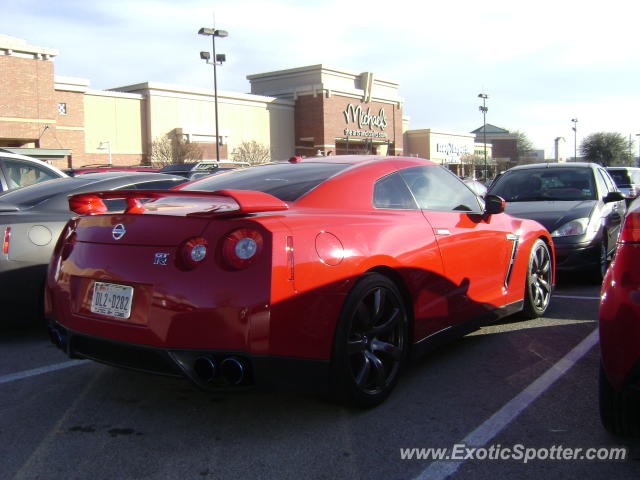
left=0, top=34, right=493, bottom=173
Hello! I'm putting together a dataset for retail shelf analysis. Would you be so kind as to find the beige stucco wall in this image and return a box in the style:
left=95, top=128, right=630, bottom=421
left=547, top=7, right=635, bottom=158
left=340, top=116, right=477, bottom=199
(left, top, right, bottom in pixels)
left=84, top=90, right=145, bottom=155
left=405, top=129, right=478, bottom=164
left=113, top=83, right=295, bottom=161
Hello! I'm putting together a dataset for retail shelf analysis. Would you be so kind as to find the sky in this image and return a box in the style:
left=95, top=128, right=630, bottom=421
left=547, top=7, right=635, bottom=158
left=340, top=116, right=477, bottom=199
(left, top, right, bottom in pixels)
left=3, top=0, right=640, bottom=158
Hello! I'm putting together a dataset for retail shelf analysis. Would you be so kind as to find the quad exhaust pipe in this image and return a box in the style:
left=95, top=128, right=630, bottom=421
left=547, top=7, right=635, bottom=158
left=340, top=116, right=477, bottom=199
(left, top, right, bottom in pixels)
left=193, top=356, right=245, bottom=385
left=220, top=357, right=245, bottom=385
left=194, top=356, right=217, bottom=383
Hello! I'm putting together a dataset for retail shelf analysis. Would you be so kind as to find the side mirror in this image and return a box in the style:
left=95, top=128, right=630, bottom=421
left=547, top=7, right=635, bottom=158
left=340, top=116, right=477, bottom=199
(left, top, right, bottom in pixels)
left=484, top=194, right=505, bottom=215
left=604, top=191, right=625, bottom=203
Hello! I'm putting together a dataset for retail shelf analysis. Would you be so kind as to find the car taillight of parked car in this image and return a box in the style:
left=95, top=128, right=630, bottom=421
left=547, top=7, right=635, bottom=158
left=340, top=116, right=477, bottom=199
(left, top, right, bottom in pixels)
left=619, top=212, right=640, bottom=243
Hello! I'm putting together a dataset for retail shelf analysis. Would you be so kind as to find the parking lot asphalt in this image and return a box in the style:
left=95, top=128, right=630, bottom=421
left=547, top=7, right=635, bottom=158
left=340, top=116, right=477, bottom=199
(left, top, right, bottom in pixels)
left=2, top=272, right=640, bottom=480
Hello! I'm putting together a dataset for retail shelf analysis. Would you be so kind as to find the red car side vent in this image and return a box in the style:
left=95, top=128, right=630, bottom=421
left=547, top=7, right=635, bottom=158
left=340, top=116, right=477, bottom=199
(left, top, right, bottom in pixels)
left=67, top=190, right=289, bottom=216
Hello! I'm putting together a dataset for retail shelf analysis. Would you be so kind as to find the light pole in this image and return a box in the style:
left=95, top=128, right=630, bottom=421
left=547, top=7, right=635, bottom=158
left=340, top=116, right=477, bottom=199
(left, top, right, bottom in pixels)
left=198, top=27, right=228, bottom=163
left=98, top=141, right=111, bottom=165
left=636, top=133, right=640, bottom=166
left=478, top=93, right=489, bottom=181
left=571, top=118, right=578, bottom=161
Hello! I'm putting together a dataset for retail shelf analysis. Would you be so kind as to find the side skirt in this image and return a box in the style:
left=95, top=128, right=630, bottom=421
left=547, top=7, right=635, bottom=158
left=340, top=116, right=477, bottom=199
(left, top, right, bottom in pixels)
left=410, top=300, right=524, bottom=360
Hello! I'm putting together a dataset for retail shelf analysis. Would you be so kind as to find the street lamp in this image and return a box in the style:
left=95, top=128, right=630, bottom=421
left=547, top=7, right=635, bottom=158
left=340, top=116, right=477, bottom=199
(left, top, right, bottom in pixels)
left=198, top=27, right=228, bottom=163
left=478, top=93, right=489, bottom=181
left=98, top=140, right=112, bottom=165
left=571, top=118, right=578, bottom=161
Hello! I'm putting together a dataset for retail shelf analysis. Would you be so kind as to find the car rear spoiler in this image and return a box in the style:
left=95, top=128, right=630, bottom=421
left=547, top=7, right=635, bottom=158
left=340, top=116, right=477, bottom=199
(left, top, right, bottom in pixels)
left=68, top=189, right=289, bottom=216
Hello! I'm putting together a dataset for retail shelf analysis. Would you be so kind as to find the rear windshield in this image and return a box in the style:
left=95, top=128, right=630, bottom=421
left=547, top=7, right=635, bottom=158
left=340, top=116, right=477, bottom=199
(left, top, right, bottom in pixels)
left=181, top=162, right=350, bottom=201
left=489, top=167, right=596, bottom=201
left=608, top=169, right=640, bottom=186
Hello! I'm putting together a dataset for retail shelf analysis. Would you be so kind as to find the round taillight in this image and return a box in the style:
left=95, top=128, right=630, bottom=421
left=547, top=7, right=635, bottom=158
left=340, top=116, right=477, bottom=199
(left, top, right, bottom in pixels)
left=178, top=237, right=208, bottom=270
left=222, top=229, right=263, bottom=270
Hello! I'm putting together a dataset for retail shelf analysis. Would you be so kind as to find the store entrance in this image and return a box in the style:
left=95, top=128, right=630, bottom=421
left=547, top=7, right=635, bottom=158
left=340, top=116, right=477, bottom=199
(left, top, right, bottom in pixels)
left=335, top=139, right=394, bottom=155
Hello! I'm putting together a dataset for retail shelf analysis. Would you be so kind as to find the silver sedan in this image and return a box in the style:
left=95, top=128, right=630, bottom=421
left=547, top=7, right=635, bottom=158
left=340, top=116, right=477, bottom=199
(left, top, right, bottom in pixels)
left=0, top=171, right=186, bottom=320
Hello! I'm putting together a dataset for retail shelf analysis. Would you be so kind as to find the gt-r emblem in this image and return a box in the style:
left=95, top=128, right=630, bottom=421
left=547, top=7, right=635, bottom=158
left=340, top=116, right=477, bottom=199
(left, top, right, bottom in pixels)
left=154, top=253, right=170, bottom=266
left=112, top=223, right=126, bottom=240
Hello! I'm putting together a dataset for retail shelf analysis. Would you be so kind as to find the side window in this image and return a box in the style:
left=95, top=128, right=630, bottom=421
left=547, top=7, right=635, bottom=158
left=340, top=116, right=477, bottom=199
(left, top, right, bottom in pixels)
left=2, top=159, right=57, bottom=190
left=400, top=165, right=482, bottom=213
left=373, top=173, right=418, bottom=210
left=597, top=169, right=615, bottom=195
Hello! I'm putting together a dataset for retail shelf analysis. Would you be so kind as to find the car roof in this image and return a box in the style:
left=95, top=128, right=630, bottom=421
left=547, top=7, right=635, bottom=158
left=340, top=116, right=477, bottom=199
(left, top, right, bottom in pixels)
left=0, top=151, right=68, bottom=177
left=606, top=166, right=640, bottom=170
left=505, top=162, right=599, bottom=171
left=0, top=172, right=185, bottom=206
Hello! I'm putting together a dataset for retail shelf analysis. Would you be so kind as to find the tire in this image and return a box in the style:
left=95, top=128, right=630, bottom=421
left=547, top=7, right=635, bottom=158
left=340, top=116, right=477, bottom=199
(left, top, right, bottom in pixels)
left=521, top=239, right=553, bottom=319
left=593, top=239, right=609, bottom=284
left=599, top=364, right=640, bottom=436
left=330, top=273, right=409, bottom=408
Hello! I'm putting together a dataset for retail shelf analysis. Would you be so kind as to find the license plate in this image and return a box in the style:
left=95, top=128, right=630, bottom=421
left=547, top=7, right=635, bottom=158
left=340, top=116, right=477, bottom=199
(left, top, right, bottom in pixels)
left=91, top=282, right=133, bottom=319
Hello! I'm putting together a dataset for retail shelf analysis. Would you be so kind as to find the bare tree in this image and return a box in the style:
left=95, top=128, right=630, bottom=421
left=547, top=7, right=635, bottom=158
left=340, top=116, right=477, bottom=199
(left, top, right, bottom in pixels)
left=231, top=140, right=271, bottom=165
left=149, top=131, right=203, bottom=166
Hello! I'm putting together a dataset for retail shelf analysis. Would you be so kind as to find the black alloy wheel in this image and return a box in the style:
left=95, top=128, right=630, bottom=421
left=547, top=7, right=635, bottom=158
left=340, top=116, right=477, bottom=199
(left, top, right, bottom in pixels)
left=522, top=239, right=553, bottom=319
left=331, top=273, right=409, bottom=407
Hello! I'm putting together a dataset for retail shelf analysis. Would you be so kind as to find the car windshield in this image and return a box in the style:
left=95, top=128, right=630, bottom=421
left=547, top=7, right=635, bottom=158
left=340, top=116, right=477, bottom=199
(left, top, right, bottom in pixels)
left=489, top=167, right=597, bottom=201
left=182, top=162, right=350, bottom=201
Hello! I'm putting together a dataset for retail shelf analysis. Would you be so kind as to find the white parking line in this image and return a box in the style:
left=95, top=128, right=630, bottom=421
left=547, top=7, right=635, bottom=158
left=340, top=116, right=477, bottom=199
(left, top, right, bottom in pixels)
left=554, top=295, right=600, bottom=300
left=0, top=359, right=89, bottom=386
left=413, top=328, right=599, bottom=480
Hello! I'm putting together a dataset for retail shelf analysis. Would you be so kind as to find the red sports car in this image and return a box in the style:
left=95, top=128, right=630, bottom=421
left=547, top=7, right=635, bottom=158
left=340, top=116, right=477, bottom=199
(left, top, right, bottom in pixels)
left=599, top=199, right=640, bottom=435
left=46, top=155, right=554, bottom=407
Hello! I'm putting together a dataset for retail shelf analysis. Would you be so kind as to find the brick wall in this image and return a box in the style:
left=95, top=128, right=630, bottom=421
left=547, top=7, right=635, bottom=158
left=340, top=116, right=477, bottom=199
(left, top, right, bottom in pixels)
left=0, top=55, right=55, bottom=146
left=294, top=93, right=403, bottom=155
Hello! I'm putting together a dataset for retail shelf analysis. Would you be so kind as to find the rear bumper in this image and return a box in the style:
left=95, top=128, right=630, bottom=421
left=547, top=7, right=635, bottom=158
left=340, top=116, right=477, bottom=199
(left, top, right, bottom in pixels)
left=47, top=318, right=330, bottom=393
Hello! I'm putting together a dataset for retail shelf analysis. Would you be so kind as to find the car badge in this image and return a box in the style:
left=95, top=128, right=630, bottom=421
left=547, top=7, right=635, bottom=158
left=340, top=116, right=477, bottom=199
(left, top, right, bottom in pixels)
left=112, top=223, right=126, bottom=240
left=154, top=253, right=170, bottom=266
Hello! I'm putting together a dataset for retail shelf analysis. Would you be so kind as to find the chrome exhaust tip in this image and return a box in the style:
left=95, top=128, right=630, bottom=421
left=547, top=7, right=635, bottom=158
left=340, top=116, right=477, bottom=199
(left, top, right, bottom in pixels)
left=193, top=356, right=217, bottom=383
left=220, top=357, right=245, bottom=385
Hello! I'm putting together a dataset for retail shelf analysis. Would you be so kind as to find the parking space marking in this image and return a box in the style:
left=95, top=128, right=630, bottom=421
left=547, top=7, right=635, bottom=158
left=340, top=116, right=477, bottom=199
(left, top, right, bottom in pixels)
left=0, top=360, right=89, bottom=386
left=413, top=328, right=599, bottom=480
left=553, top=295, right=600, bottom=300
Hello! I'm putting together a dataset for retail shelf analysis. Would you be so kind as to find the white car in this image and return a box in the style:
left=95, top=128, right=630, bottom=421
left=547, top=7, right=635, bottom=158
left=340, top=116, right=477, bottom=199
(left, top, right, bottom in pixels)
left=0, top=150, right=67, bottom=193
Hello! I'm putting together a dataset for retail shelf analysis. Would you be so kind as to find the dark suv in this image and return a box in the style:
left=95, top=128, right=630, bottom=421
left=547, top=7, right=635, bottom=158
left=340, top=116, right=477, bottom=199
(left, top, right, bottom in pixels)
left=488, top=162, right=626, bottom=280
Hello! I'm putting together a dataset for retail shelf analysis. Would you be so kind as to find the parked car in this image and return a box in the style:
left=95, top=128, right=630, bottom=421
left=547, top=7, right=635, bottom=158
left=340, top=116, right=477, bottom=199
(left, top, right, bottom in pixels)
left=158, top=160, right=250, bottom=180
left=599, top=199, right=640, bottom=435
left=64, top=164, right=160, bottom=176
left=46, top=155, right=554, bottom=407
left=488, top=162, right=625, bottom=281
left=0, top=150, right=67, bottom=193
left=0, top=172, right=187, bottom=319
left=606, top=167, right=640, bottom=204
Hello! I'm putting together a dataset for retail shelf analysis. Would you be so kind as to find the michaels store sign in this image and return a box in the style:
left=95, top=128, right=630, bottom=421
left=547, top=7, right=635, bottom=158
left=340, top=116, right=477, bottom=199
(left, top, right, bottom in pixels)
left=343, top=104, right=388, bottom=138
